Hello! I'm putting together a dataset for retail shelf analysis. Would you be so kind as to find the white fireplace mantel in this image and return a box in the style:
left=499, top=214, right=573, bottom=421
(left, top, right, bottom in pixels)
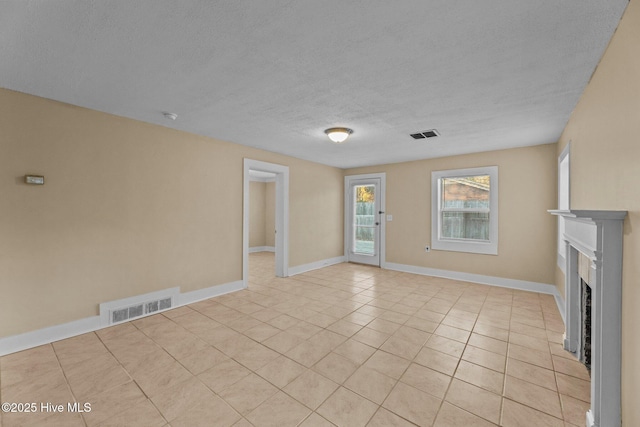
left=549, top=209, right=627, bottom=427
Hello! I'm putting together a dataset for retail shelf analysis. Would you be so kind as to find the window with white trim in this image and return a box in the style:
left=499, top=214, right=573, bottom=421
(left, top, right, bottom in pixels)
left=431, top=166, right=498, bottom=255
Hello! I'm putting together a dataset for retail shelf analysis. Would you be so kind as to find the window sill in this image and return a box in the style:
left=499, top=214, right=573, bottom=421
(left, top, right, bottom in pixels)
left=432, top=239, right=498, bottom=255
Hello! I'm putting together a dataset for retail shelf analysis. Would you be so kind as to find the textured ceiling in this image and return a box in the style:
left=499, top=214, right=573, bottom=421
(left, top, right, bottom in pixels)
left=0, top=1, right=628, bottom=168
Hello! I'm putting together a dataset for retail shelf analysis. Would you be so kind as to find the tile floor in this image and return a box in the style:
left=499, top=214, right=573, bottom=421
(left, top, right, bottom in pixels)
left=0, top=252, right=591, bottom=426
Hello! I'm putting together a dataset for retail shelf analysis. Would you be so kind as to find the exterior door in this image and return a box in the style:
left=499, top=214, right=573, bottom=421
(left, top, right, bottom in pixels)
left=347, top=178, right=382, bottom=266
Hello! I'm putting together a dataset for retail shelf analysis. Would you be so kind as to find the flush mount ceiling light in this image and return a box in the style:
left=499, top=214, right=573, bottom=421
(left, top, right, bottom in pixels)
left=324, top=127, right=353, bottom=144
left=163, top=112, right=178, bottom=120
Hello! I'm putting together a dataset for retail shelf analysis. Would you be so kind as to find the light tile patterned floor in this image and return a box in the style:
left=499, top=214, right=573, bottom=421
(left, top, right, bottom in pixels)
left=0, top=252, right=591, bottom=426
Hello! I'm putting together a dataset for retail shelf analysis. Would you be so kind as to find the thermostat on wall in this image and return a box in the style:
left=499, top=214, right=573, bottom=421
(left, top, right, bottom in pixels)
left=25, top=175, right=44, bottom=185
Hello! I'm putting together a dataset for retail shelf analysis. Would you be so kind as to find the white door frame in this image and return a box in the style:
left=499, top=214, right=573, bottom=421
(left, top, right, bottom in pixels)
left=344, top=173, right=386, bottom=267
left=243, top=159, right=289, bottom=286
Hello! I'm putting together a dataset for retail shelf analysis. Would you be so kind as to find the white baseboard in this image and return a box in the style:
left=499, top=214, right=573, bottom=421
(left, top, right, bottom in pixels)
left=0, top=280, right=245, bottom=357
left=385, top=261, right=559, bottom=295
left=385, top=262, right=566, bottom=322
left=554, top=292, right=566, bottom=324
left=178, top=280, right=245, bottom=306
left=288, top=256, right=345, bottom=276
left=249, top=246, right=275, bottom=253
left=0, top=316, right=103, bottom=358
left=1, top=260, right=565, bottom=357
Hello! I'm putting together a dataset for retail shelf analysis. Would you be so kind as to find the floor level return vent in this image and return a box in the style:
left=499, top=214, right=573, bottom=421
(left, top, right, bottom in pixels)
left=100, top=287, right=179, bottom=326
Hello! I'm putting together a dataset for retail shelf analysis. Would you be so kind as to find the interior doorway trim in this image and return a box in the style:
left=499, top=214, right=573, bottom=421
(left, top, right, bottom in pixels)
left=344, top=173, right=386, bottom=268
left=243, top=159, right=289, bottom=287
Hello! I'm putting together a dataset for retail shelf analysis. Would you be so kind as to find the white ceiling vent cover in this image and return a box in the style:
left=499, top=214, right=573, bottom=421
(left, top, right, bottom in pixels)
left=99, top=287, right=180, bottom=326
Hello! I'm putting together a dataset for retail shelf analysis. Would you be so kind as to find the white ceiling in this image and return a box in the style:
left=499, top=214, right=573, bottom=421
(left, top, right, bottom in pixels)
left=0, top=1, right=628, bottom=169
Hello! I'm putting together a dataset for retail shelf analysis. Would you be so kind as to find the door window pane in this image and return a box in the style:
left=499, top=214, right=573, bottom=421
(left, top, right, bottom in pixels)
left=354, top=185, right=375, bottom=255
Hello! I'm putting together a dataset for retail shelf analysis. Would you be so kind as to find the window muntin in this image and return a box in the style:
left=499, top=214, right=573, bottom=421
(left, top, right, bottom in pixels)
left=432, top=167, right=498, bottom=255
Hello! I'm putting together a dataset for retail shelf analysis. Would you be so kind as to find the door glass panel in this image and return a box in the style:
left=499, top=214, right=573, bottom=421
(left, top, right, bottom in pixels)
left=353, top=184, right=376, bottom=255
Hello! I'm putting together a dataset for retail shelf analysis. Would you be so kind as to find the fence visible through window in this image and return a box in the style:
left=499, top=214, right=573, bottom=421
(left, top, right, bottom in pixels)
left=441, top=176, right=490, bottom=241
left=354, top=185, right=376, bottom=254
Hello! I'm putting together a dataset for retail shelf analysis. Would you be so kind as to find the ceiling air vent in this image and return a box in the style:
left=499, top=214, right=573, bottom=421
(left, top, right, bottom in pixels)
left=410, top=129, right=439, bottom=139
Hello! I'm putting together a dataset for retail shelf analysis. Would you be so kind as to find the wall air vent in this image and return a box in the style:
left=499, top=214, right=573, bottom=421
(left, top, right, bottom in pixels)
left=110, top=303, right=144, bottom=324
left=159, top=297, right=172, bottom=310
left=109, top=296, right=173, bottom=324
left=410, top=129, right=440, bottom=139
left=99, top=287, right=180, bottom=326
left=144, top=297, right=172, bottom=314
left=112, top=307, right=130, bottom=323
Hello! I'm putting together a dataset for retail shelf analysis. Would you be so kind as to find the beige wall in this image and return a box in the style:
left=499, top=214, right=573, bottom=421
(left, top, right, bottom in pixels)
left=0, top=89, right=344, bottom=337
left=346, top=144, right=558, bottom=284
left=556, top=0, right=639, bottom=423
left=248, top=181, right=276, bottom=248
left=249, top=181, right=267, bottom=247
left=265, top=182, right=276, bottom=247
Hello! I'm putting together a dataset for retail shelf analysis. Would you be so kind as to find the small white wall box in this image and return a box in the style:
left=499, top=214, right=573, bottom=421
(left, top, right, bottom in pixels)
left=25, top=175, right=44, bottom=185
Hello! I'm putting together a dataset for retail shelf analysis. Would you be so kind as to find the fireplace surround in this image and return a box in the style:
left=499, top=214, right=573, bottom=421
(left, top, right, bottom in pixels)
left=580, top=278, right=591, bottom=372
left=549, top=209, right=626, bottom=427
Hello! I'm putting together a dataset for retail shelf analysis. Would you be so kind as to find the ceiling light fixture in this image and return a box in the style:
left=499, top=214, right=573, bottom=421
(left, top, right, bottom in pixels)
left=163, top=112, right=178, bottom=120
left=324, top=127, right=353, bottom=144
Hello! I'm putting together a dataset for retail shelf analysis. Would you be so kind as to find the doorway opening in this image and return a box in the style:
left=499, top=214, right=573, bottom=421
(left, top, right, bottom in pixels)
left=243, top=159, right=289, bottom=288
left=248, top=170, right=277, bottom=280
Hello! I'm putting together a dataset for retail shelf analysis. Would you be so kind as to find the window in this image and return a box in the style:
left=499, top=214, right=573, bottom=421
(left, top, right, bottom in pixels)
left=431, top=166, right=498, bottom=255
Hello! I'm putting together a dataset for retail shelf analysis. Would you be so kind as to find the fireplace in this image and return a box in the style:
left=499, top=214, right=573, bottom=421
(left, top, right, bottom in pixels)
left=549, top=209, right=626, bottom=427
left=580, top=278, right=591, bottom=373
